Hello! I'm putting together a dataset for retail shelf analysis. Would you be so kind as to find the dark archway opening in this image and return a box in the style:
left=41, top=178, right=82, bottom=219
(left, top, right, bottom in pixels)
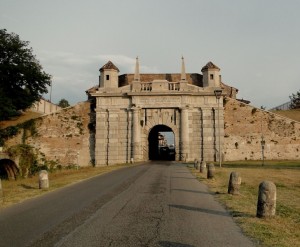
left=148, top=125, right=175, bottom=161
left=0, top=159, right=19, bottom=180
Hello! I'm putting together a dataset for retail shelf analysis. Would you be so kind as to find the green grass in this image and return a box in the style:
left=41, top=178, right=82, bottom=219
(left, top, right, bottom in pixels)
left=189, top=161, right=300, bottom=247
left=0, top=163, right=132, bottom=208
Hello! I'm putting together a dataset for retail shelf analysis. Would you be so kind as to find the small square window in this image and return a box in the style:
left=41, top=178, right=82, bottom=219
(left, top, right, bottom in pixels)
left=210, top=74, right=214, bottom=80
left=106, top=75, right=110, bottom=80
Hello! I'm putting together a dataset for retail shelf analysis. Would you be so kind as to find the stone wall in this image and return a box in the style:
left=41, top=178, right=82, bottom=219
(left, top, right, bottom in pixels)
left=30, top=98, right=62, bottom=114
left=2, top=97, right=299, bottom=169
left=4, top=102, right=92, bottom=167
left=223, top=97, right=300, bottom=161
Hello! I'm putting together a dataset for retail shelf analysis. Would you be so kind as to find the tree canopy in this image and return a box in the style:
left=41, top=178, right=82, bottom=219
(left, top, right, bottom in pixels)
left=0, top=29, right=51, bottom=120
left=58, top=98, right=70, bottom=108
left=289, top=90, right=300, bottom=109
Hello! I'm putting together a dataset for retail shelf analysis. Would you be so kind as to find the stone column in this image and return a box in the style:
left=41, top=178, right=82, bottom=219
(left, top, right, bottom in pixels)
left=214, top=105, right=224, bottom=164
left=107, top=109, right=119, bottom=165
left=132, top=107, right=141, bottom=161
left=95, top=108, right=108, bottom=166
left=201, top=107, right=214, bottom=162
left=180, top=107, right=189, bottom=161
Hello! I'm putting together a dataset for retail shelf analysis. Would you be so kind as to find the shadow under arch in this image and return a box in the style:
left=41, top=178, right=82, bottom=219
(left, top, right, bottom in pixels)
left=0, top=159, right=19, bottom=180
left=148, top=124, right=175, bottom=161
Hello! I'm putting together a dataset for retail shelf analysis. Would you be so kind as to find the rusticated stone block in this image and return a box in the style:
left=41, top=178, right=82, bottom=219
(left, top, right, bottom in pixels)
left=228, top=172, right=241, bottom=195
left=257, top=181, right=276, bottom=218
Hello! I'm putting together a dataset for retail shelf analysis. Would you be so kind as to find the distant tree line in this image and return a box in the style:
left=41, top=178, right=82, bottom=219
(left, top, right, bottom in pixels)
left=289, top=90, right=300, bottom=109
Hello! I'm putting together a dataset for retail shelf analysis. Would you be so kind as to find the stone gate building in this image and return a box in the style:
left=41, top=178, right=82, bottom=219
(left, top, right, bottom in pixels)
left=87, top=57, right=228, bottom=165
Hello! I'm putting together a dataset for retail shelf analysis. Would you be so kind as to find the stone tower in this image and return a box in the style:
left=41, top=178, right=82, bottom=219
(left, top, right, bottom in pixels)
left=201, top=61, right=221, bottom=87
left=99, top=61, right=120, bottom=89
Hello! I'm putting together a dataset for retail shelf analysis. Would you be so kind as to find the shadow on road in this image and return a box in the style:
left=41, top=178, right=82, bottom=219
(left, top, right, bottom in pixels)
left=171, top=177, right=196, bottom=179
left=169, top=204, right=229, bottom=217
left=171, top=188, right=211, bottom=195
left=159, top=241, right=195, bottom=247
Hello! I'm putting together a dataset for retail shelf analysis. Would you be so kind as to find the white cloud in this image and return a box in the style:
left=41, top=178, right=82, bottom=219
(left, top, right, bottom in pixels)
left=40, top=52, right=161, bottom=105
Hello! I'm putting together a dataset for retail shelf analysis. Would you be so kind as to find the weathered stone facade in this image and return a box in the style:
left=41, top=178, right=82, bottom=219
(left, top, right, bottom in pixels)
left=1, top=58, right=299, bottom=173
left=88, top=59, right=224, bottom=165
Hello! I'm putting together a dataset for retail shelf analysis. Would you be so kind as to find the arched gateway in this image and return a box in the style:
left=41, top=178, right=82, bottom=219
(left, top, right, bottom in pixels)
left=87, top=57, right=225, bottom=165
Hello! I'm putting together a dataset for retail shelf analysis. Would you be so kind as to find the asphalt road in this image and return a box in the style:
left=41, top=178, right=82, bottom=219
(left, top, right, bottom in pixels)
left=0, top=162, right=255, bottom=247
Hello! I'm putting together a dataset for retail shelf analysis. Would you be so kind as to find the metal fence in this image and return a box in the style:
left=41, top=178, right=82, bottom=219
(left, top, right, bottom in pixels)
left=269, top=101, right=291, bottom=111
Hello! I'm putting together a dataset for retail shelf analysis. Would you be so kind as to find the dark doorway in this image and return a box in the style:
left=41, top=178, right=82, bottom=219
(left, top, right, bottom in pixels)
left=0, top=159, right=19, bottom=180
left=148, top=125, right=175, bottom=161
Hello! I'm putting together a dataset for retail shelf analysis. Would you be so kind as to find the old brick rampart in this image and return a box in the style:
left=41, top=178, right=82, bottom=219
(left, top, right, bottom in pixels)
left=4, top=101, right=92, bottom=167
left=223, top=98, right=300, bottom=161
left=2, top=98, right=299, bottom=168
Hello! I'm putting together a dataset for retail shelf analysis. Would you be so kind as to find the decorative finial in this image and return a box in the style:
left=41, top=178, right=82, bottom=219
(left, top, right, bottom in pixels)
left=181, top=56, right=186, bottom=81
left=134, top=56, right=140, bottom=81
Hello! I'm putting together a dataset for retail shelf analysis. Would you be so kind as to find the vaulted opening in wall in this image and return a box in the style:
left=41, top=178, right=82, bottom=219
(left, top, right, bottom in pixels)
left=148, top=125, right=175, bottom=161
left=0, top=159, right=19, bottom=180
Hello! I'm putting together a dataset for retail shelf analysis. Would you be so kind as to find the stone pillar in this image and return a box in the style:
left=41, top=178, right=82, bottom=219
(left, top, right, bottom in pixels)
left=207, top=163, right=215, bottom=179
left=201, top=107, right=214, bottom=162
left=107, top=109, right=119, bottom=165
left=200, top=161, right=206, bottom=173
left=257, top=181, right=276, bottom=218
left=132, top=107, right=141, bottom=161
left=39, top=170, right=49, bottom=189
left=95, top=108, right=108, bottom=166
left=228, top=172, right=241, bottom=195
left=214, top=105, right=224, bottom=163
left=180, top=107, right=189, bottom=161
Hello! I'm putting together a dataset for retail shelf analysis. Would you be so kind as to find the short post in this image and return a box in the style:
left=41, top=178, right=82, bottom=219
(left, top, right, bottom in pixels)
left=200, top=161, right=206, bottom=173
left=130, top=158, right=134, bottom=164
left=228, top=172, right=241, bottom=195
left=39, top=170, right=49, bottom=189
left=194, top=159, right=198, bottom=169
left=207, top=163, right=215, bottom=179
left=257, top=181, right=276, bottom=218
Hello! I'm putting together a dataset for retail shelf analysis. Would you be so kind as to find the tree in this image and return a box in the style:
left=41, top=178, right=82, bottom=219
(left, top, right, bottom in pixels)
left=0, top=29, right=51, bottom=120
left=58, top=98, right=70, bottom=108
left=289, top=90, right=300, bottom=109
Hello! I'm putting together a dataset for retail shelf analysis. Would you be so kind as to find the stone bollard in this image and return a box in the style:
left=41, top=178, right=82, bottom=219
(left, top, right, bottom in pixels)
left=39, top=170, right=49, bottom=189
left=228, top=172, right=241, bottom=195
left=200, top=161, right=206, bottom=173
left=207, top=163, right=215, bottom=179
left=196, top=160, right=200, bottom=170
left=194, top=159, right=198, bottom=169
left=256, top=181, right=276, bottom=218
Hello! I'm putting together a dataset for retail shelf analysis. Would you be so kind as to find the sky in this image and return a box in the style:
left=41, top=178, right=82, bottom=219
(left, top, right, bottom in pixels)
left=1, top=0, right=299, bottom=109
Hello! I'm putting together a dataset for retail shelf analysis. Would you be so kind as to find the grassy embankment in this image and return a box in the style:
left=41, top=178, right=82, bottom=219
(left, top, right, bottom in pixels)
left=189, top=160, right=300, bottom=247
left=270, top=109, right=300, bottom=122
left=0, top=111, right=43, bottom=129
left=0, top=163, right=131, bottom=208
